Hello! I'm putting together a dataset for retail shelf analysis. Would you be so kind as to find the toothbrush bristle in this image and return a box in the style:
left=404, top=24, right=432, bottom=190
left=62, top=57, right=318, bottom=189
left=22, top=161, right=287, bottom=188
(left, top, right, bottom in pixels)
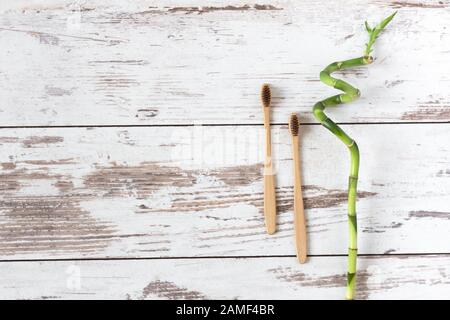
left=261, top=84, right=271, bottom=108
left=289, top=113, right=299, bottom=136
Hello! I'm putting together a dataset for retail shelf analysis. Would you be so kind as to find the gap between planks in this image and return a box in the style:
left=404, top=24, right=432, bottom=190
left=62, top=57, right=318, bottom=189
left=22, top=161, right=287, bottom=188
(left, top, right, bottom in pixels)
left=0, top=121, right=449, bottom=130
left=1, top=252, right=449, bottom=264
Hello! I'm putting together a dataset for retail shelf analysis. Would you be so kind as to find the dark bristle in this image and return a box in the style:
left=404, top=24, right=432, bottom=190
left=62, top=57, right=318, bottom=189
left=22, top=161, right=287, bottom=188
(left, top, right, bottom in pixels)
left=289, top=113, right=299, bottom=136
left=261, top=84, right=271, bottom=107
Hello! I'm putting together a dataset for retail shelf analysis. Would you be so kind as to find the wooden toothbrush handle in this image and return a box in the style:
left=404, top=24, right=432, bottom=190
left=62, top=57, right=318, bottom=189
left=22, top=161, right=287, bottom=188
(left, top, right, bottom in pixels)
left=263, top=113, right=277, bottom=235
left=292, top=136, right=307, bottom=263
left=264, top=172, right=277, bottom=234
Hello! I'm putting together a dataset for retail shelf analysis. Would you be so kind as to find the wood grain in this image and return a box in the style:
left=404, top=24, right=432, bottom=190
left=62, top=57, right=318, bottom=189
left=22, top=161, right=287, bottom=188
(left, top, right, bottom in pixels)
left=0, top=124, right=448, bottom=260
left=1, top=0, right=449, bottom=300
left=0, top=255, right=449, bottom=300
left=0, top=0, right=449, bottom=125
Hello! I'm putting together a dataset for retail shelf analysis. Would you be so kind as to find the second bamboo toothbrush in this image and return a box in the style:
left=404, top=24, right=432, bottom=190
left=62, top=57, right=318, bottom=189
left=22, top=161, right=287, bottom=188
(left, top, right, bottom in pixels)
left=261, top=84, right=277, bottom=234
left=289, top=113, right=307, bottom=263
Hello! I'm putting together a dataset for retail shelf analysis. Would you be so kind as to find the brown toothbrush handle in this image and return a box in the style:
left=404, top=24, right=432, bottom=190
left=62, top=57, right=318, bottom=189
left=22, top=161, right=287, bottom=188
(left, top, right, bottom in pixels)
left=292, top=135, right=307, bottom=263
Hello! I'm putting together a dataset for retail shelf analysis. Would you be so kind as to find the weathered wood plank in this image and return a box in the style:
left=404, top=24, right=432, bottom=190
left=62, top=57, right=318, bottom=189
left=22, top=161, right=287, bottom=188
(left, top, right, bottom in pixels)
left=0, top=255, right=449, bottom=300
left=0, top=0, right=449, bottom=125
left=0, top=124, right=449, bottom=259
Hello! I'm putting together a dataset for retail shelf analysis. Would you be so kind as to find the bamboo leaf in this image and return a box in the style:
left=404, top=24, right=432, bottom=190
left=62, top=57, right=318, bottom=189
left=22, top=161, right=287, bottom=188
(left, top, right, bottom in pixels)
left=364, top=11, right=397, bottom=56
left=377, top=11, right=397, bottom=31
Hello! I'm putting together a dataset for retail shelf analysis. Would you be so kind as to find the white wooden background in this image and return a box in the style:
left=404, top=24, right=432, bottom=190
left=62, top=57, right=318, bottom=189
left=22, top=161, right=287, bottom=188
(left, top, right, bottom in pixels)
left=0, top=0, right=449, bottom=300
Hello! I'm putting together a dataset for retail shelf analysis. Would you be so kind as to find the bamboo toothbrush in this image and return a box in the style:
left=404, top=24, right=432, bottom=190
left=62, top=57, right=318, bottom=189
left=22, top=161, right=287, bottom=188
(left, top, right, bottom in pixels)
left=289, top=113, right=307, bottom=263
left=261, top=84, right=277, bottom=234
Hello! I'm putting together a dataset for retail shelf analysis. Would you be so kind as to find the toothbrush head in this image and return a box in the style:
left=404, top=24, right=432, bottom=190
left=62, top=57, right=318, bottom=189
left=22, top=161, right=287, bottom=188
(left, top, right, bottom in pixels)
left=289, top=113, right=299, bottom=136
left=261, top=84, right=271, bottom=108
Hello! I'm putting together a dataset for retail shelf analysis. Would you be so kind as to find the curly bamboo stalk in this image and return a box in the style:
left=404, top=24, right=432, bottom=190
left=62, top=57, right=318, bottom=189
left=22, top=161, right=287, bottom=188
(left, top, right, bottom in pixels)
left=312, top=12, right=396, bottom=300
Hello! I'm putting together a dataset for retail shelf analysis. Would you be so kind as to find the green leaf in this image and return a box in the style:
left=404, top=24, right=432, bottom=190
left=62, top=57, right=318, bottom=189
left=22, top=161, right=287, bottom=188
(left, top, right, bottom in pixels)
left=376, top=11, right=397, bottom=31
left=365, top=21, right=372, bottom=33
left=364, top=11, right=396, bottom=56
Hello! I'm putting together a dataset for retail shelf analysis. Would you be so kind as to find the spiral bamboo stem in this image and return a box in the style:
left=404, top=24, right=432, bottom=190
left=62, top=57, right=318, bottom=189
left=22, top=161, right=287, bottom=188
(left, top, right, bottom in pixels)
left=312, top=12, right=396, bottom=300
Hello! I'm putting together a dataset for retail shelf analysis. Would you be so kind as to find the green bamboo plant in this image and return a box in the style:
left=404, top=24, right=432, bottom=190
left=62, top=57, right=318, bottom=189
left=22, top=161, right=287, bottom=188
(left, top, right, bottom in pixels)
left=312, top=12, right=396, bottom=300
